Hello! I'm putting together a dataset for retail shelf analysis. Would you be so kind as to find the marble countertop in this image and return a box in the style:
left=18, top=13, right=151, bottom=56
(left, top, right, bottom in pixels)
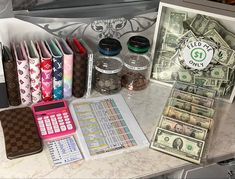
left=0, top=82, right=235, bottom=178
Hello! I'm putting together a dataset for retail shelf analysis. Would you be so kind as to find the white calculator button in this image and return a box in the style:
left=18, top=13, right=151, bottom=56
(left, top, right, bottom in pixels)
left=60, top=125, right=66, bottom=131
left=48, top=130, right=54, bottom=134
left=37, top=117, right=43, bottom=121
left=56, top=114, right=62, bottom=117
left=50, top=117, right=56, bottom=121
left=47, top=126, right=53, bottom=131
left=65, top=121, right=71, bottom=124
left=58, top=119, right=63, bottom=123
left=59, top=123, right=65, bottom=127
left=57, top=117, right=63, bottom=120
left=44, top=116, right=49, bottom=119
left=54, top=128, right=60, bottom=133
left=39, top=124, right=45, bottom=129
left=50, top=115, right=56, bottom=118
left=45, top=119, right=50, bottom=123
left=40, top=126, right=46, bottom=131
left=63, top=115, right=69, bottom=118
left=52, top=121, right=58, bottom=125
left=67, top=124, right=73, bottom=130
left=38, top=120, right=44, bottom=124
left=64, top=118, right=70, bottom=121
left=63, top=112, right=68, bottom=115
left=45, top=122, right=51, bottom=127
left=41, top=131, right=47, bottom=135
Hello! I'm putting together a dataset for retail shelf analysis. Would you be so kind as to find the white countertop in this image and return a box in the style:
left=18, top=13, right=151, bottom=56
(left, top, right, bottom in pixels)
left=0, top=82, right=235, bottom=178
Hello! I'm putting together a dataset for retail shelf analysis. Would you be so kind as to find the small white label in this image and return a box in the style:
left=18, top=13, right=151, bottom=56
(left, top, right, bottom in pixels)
left=183, top=41, right=214, bottom=70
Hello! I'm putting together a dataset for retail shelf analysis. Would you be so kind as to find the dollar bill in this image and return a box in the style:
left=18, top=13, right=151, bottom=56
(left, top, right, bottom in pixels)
left=163, top=33, right=179, bottom=52
left=214, top=47, right=234, bottom=67
left=190, top=14, right=209, bottom=35
left=159, top=116, right=208, bottom=140
left=202, top=19, right=235, bottom=49
left=151, top=127, right=205, bottom=164
left=168, top=12, right=187, bottom=34
left=178, top=30, right=197, bottom=49
left=194, top=77, right=218, bottom=87
left=177, top=70, right=194, bottom=83
left=195, top=65, right=229, bottom=81
left=172, top=89, right=214, bottom=108
left=174, top=81, right=216, bottom=98
left=168, top=98, right=215, bottom=118
left=204, top=29, right=230, bottom=48
left=164, top=106, right=214, bottom=129
left=158, top=52, right=175, bottom=68
left=227, top=52, right=235, bottom=69
left=152, top=65, right=172, bottom=81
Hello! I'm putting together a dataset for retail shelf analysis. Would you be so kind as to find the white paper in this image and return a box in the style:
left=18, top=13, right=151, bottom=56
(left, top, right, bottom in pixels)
left=69, top=94, right=149, bottom=160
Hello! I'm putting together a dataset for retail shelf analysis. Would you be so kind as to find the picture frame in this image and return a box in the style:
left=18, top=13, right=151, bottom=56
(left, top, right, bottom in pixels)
left=150, top=0, right=235, bottom=103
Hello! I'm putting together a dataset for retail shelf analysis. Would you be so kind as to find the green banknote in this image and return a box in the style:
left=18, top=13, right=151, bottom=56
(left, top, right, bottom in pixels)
left=204, top=29, right=230, bottom=48
left=163, top=106, right=213, bottom=129
left=227, top=53, right=235, bottom=69
left=190, top=14, right=209, bottom=35
left=168, top=98, right=215, bottom=118
left=163, top=33, right=179, bottom=52
left=194, top=77, right=219, bottom=87
left=214, top=48, right=234, bottom=67
left=159, top=116, right=208, bottom=140
left=168, top=12, right=187, bottom=34
left=158, top=52, right=175, bottom=68
left=151, top=127, right=205, bottom=164
left=172, top=89, right=214, bottom=108
left=202, top=19, right=235, bottom=49
left=174, top=81, right=216, bottom=98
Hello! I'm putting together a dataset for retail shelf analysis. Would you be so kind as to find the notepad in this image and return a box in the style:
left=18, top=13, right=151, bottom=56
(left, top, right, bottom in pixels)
left=46, top=136, right=83, bottom=166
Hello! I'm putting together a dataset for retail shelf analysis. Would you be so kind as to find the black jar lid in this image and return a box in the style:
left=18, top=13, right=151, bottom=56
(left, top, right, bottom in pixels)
left=127, top=36, right=150, bottom=53
left=98, top=38, right=122, bottom=56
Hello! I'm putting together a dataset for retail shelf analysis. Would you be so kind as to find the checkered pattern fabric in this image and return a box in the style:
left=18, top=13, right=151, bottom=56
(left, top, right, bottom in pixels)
left=3, top=46, right=21, bottom=106
left=72, top=53, right=88, bottom=98
left=0, top=107, right=42, bottom=159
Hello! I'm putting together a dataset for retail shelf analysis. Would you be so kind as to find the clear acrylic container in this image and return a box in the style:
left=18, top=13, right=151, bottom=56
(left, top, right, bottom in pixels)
left=94, top=37, right=123, bottom=94
left=94, top=57, right=123, bottom=94
left=122, top=36, right=151, bottom=91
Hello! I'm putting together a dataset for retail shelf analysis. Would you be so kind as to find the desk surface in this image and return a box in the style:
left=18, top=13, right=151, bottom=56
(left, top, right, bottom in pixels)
left=0, top=82, right=235, bottom=178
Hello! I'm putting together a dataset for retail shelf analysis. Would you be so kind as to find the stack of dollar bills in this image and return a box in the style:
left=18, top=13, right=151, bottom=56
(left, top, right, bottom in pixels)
left=152, top=11, right=235, bottom=97
left=150, top=82, right=216, bottom=164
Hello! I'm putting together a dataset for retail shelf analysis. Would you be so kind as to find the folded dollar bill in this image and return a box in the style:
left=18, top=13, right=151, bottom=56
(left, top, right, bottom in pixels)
left=174, top=81, right=216, bottom=98
left=168, top=98, right=215, bottom=118
left=172, top=89, right=214, bottom=108
left=151, top=127, right=205, bottom=164
left=164, top=106, right=214, bottom=129
left=159, top=116, right=208, bottom=140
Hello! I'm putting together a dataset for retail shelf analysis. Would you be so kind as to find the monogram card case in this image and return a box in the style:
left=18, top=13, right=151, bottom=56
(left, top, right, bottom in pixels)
left=0, top=107, right=43, bottom=159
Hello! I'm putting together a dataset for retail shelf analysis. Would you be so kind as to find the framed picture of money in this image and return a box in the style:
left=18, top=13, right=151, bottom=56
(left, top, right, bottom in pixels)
left=151, top=0, right=235, bottom=103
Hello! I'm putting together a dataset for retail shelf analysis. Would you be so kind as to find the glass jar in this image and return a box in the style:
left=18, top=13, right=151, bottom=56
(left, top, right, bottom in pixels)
left=94, top=57, right=123, bottom=94
left=94, top=37, right=123, bottom=94
left=122, top=36, right=151, bottom=91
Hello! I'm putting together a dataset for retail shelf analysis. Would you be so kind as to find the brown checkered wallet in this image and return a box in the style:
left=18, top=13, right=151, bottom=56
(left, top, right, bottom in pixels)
left=0, top=107, right=42, bottom=159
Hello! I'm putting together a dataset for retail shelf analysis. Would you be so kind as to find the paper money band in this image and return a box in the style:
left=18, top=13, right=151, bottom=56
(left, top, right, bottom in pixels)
left=36, top=41, right=53, bottom=101
left=45, top=40, right=63, bottom=100
left=25, top=41, right=42, bottom=103
left=2, top=46, right=21, bottom=106
left=14, top=43, right=32, bottom=105
left=55, top=39, right=73, bottom=98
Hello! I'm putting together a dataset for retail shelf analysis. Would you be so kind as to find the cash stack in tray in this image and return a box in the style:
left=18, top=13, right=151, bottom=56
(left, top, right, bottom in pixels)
left=150, top=82, right=216, bottom=164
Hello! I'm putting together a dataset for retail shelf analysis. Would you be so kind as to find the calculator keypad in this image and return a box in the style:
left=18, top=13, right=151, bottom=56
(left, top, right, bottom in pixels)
left=36, top=112, right=75, bottom=139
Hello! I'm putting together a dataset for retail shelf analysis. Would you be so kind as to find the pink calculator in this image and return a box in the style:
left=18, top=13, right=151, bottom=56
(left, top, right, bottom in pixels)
left=32, top=99, right=76, bottom=140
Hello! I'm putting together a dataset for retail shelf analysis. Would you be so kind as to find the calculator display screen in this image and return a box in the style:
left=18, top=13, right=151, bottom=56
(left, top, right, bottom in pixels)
left=35, top=102, right=65, bottom=112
